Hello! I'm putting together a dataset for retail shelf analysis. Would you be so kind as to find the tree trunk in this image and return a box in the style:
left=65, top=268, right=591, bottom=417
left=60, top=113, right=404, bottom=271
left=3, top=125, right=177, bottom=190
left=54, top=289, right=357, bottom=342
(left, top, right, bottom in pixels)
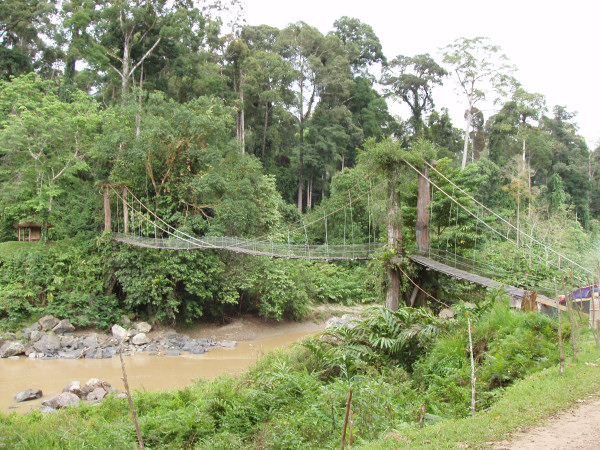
left=461, top=108, right=472, bottom=170
left=297, top=155, right=303, bottom=213
left=239, top=74, right=245, bottom=154
left=262, top=103, right=270, bottom=158
left=386, top=181, right=402, bottom=310
left=104, top=187, right=111, bottom=232
left=121, top=28, right=132, bottom=97
left=416, top=166, right=430, bottom=252
left=307, top=173, right=313, bottom=210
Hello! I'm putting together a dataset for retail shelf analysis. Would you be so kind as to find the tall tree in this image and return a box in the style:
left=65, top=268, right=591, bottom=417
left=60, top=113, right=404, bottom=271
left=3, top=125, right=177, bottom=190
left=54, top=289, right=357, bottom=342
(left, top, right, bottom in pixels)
left=442, top=37, right=515, bottom=169
left=0, top=75, right=101, bottom=239
left=332, top=16, right=385, bottom=74
left=0, top=0, right=57, bottom=78
left=381, top=53, right=447, bottom=135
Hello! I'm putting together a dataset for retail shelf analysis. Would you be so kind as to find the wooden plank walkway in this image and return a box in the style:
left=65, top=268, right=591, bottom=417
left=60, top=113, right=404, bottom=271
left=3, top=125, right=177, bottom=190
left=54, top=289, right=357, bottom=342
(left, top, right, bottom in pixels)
left=408, top=254, right=562, bottom=310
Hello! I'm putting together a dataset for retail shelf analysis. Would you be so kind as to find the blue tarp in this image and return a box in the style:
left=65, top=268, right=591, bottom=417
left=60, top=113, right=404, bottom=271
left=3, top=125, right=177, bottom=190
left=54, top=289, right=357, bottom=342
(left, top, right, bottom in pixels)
left=559, top=285, right=599, bottom=304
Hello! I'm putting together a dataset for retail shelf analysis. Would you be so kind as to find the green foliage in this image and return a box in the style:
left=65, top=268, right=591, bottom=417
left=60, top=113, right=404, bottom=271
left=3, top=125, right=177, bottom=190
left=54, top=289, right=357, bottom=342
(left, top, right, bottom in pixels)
left=0, top=238, right=117, bottom=330
left=413, top=299, right=565, bottom=418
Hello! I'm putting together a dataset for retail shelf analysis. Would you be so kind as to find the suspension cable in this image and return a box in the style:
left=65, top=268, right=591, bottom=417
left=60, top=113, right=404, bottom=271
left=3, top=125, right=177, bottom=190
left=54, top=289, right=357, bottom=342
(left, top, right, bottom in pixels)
left=421, top=159, right=592, bottom=275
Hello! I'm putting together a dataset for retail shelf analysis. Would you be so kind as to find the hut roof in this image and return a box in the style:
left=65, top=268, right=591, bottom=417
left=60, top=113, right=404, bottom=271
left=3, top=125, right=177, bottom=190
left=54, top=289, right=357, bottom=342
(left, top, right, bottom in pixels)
left=13, top=222, right=54, bottom=228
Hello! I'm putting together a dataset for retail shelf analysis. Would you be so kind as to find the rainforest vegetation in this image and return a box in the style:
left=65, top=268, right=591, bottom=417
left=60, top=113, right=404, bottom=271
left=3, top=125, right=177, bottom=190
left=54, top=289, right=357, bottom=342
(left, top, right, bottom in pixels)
left=1, top=0, right=597, bottom=329
left=2, top=1, right=600, bottom=448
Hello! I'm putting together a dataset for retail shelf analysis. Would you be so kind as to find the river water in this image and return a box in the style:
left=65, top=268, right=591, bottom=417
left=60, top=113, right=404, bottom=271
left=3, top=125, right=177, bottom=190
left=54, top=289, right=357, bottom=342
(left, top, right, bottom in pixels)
left=0, top=329, right=317, bottom=414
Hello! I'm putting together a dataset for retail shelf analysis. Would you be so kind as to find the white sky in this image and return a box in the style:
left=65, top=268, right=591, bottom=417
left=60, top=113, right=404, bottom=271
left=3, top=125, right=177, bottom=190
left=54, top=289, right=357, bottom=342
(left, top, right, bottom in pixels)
left=242, top=0, right=599, bottom=149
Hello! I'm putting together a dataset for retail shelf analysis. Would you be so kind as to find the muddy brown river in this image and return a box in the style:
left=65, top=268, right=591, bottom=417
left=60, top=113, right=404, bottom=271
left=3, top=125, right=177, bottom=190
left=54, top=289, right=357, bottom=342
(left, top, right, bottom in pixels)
left=0, top=329, right=318, bottom=413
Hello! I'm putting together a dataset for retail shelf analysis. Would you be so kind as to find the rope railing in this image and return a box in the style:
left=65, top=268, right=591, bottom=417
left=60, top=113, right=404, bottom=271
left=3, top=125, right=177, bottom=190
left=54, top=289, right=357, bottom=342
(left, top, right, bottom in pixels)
left=108, top=185, right=383, bottom=260
left=402, top=158, right=589, bottom=287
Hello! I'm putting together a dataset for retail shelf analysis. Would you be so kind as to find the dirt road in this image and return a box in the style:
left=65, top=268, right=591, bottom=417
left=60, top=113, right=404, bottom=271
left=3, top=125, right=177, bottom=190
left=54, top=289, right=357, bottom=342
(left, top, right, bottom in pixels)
left=495, top=392, right=600, bottom=449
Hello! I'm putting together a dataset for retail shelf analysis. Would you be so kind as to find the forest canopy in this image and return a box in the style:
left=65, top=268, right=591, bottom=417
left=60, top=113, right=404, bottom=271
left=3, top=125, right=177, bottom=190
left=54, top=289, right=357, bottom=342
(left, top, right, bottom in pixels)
left=0, top=0, right=597, bottom=327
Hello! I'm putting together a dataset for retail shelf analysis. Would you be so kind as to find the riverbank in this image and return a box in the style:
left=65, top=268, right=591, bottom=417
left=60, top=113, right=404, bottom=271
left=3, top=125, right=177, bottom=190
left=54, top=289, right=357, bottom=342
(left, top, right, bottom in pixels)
left=0, top=304, right=370, bottom=413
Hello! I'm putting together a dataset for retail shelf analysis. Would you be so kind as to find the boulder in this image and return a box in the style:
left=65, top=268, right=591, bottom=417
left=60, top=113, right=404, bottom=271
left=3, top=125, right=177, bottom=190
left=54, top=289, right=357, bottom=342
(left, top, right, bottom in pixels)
left=0, top=341, right=25, bottom=358
left=63, top=381, right=83, bottom=398
left=23, top=322, right=41, bottom=335
left=165, top=350, right=180, bottom=356
left=42, top=392, right=80, bottom=409
left=38, top=315, right=60, bottom=331
left=189, top=345, right=206, bottom=355
left=60, top=335, right=81, bottom=350
left=438, top=308, right=455, bottom=319
left=219, top=340, right=237, bottom=349
left=14, top=389, right=43, bottom=402
left=101, top=346, right=117, bottom=358
left=29, top=330, right=44, bottom=343
left=133, top=321, right=152, bottom=333
left=3, top=332, right=17, bottom=340
left=52, top=319, right=75, bottom=335
left=131, top=333, right=150, bottom=345
left=33, top=335, right=61, bottom=354
left=81, top=334, right=99, bottom=348
left=81, top=379, right=113, bottom=397
left=57, top=349, right=83, bottom=359
left=86, top=388, right=107, bottom=402
left=111, top=324, right=129, bottom=342
left=325, top=314, right=361, bottom=329
left=21, top=323, right=40, bottom=339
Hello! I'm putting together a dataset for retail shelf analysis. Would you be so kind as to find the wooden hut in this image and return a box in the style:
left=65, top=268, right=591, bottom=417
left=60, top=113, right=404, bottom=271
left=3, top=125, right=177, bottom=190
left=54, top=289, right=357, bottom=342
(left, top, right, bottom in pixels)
left=13, top=222, right=53, bottom=242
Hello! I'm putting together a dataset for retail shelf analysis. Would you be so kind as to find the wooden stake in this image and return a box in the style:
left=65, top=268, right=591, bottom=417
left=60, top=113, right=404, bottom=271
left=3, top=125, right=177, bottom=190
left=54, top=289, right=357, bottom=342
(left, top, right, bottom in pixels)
left=348, top=404, right=353, bottom=447
left=119, top=347, right=144, bottom=449
left=467, top=316, right=476, bottom=417
left=554, top=278, right=565, bottom=376
left=419, top=402, right=427, bottom=428
left=340, top=388, right=353, bottom=450
left=562, top=277, right=578, bottom=363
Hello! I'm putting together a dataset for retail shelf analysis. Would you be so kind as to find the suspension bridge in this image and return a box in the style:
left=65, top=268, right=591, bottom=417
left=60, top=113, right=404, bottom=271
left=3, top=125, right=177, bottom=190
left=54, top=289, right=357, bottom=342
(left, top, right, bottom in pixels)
left=101, top=157, right=595, bottom=309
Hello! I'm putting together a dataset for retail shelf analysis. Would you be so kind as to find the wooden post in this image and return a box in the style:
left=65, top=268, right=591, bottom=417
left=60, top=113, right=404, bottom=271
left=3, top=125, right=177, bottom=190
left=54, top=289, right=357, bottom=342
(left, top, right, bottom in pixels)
left=123, top=187, right=129, bottom=234
left=468, top=316, right=476, bottom=417
left=386, top=183, right=402, bottom=311
left=521, top=290, right=537, bottom=312
left=416, top=165, right=430, bottom=252
left=554, top=278, right=565, bottom=376
left=340, top=388, right=353, bottom=450
left=104, top=186, right=111, bottom=232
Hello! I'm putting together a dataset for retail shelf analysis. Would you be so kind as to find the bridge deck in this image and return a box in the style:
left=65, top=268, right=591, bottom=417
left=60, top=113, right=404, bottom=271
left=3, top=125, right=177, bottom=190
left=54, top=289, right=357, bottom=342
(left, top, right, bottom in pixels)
left=113, top=234, right=380, bottom=261
left=409, top=254, right=558, bottom=308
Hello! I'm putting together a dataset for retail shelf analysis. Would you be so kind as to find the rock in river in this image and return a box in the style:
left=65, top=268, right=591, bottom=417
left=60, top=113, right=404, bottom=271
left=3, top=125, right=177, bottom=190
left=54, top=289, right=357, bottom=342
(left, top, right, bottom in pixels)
left=111, top=324, right=129, bottom=342
left=14, top=389, right=43, bottom=402
left=131, top=333, right=150, bottom=345
left=42, top=392, right=80, bottom=409
left=33, top=335, right=61, bottom=354
left=0, top=341, right=25, bottom=358
left=133, top=321, right=152, bottom=333
left=52, top=319, right=75, bottom=335
left=38, top=315, right=60, bottom=331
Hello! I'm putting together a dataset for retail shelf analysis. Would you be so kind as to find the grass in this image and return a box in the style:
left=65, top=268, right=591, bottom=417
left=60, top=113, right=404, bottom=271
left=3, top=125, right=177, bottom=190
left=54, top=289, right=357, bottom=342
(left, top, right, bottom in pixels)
left=2, top=305, right=599, bottom=449
left=367, top=342, right=600, bottom=449
left=0, top=241, right=47, bottom=259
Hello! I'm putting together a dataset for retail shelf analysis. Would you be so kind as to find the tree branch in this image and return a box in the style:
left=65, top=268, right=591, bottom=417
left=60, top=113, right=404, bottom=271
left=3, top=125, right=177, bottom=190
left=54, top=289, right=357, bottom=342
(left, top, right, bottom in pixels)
left=127, top=37, right=161, bottom=78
